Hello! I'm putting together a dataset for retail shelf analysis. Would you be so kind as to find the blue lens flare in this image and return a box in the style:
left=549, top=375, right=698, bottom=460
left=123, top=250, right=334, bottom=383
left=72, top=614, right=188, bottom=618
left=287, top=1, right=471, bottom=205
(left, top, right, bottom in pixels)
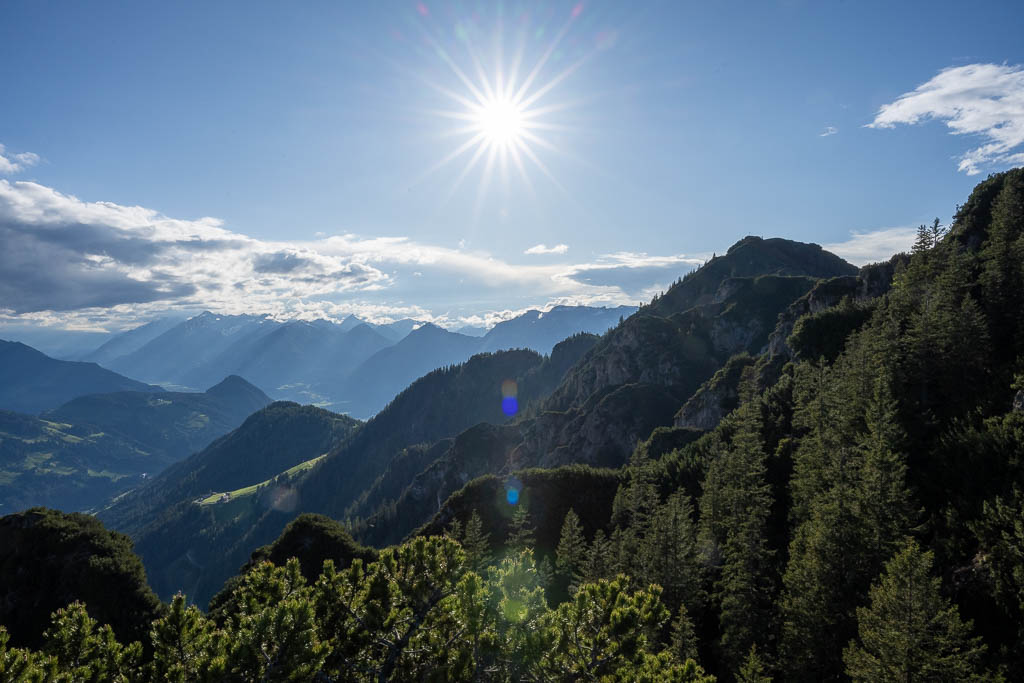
left=506, top=487, right=520, bottom=505
left=502, top=396, right=518, bottom=416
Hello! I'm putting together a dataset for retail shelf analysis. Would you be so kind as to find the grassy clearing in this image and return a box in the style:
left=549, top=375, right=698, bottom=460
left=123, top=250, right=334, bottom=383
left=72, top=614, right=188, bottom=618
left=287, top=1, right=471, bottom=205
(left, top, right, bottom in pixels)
left=198, top=454, right=327, bottom=506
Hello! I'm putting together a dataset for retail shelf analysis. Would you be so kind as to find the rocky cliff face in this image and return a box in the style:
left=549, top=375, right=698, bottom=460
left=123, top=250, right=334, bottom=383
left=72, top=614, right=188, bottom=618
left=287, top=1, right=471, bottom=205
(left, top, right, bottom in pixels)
left=764, top=276, right=861, bottom=359
left=674, top=354, right=756, bottom=431
left=764, top=256, right=902, bottom=361
left=681, top=256, right=906, bottom=435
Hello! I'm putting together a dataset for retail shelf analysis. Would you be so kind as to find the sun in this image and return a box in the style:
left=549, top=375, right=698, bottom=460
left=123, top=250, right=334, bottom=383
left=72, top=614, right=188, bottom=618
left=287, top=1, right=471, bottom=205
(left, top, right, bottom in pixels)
left=413, top=4, right=594, bottom=203
left=475, top=97, right=526, bottom=148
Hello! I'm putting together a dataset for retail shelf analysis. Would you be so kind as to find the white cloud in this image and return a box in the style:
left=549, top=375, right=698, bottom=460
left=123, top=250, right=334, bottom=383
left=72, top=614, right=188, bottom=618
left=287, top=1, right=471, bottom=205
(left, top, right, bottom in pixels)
left=823, top=226, right=918, bottom=266
left=524, top=243, right=569, bottom=255
left=820, top=126, right=838, bottom=137
left=0, top=144, right=40, bottom=175
left=868, top=63, right=1024, bottom=175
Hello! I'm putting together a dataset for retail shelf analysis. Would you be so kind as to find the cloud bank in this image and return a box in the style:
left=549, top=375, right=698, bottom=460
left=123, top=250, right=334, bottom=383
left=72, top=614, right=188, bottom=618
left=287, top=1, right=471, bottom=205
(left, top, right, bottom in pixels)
left=869, top=63, right=1024, bottom=175
left=0, top=175, right=702, bottom=331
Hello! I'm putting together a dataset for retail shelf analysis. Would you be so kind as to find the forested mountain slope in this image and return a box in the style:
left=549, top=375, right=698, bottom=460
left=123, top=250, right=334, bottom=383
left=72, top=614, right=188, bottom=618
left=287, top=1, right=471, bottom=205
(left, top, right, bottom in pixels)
left=113, top=343, right=596, bottom=604
left=99, top=402, right=362, bottom=536
left=413, top=168, right=1024, bottom=679
left=342, top=238, right=859, bottom=547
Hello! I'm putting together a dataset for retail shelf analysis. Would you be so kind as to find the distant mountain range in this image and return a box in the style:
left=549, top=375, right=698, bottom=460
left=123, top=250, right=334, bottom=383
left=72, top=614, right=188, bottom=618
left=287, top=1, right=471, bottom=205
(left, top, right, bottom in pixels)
left=86, top=305, right=635, bottom=417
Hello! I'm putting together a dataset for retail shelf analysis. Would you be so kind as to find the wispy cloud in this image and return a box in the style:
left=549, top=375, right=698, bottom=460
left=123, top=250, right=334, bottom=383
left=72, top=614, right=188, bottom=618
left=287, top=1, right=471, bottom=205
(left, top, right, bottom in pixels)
left=868, top=63, right=1024, bottom=175
left=524, top=243, right=569, bottom=255
left=0, top=144, right=40, bottom=175
left=823, top=226, right=918, bottom=266
left=819, top=126, right=838, bottom=137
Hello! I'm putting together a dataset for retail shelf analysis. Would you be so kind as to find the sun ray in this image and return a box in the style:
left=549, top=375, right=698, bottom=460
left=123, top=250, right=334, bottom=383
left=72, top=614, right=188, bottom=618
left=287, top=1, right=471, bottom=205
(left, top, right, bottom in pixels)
left=413, top=132, right=487, bottom=188
left=511, top=14, right=576, bottom=105
left=517, top=55, right=591, bottom=110
left=473, top=143, right=501, bottom=219
left=444, top=136, right=491, bottom=204
left=515, top=137, right=567, bottom=195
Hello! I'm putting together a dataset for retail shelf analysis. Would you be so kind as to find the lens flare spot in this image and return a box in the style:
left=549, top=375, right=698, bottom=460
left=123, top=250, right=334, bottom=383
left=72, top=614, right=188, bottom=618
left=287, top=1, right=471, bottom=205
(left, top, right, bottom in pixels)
left=501, top=379, right=518, bottom=398
left=506, top=487, right=520, bottom=505
left=266, top=485, right=299, bottom=512
left=503, top=598, right=528, bottom=622
left=502, top=396, right=519, bottom=416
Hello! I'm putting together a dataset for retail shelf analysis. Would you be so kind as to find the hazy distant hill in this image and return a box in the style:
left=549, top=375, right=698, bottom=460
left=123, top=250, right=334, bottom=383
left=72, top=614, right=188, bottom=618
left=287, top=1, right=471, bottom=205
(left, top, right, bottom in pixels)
left=373, top=317, right=422, bottom=342
left=0, top=340, right=161, bottom=414
left=337, top=323, right=483, bottom=417
left=182, top=320, right=393, bottom=401
left=105, top=312, right=278, bottom=388
left=45, top=375, right=272, bottom=464
left=79, top=315, right=186, bottom=366
left=86, top=306, right=642, bottom=414
left=0, top=376, right=272, bottom=514
left=479, top=304, right=635, bottom=355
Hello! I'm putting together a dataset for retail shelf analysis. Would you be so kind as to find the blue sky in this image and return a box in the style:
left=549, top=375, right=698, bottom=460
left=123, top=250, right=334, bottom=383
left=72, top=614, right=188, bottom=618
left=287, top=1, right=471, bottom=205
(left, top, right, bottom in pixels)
left=1, top=0, right=1023, bottom=333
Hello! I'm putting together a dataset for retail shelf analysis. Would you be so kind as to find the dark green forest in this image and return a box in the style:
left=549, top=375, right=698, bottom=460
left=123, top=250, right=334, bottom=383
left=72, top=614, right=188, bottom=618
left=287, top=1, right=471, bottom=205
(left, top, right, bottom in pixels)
left=3, top=169, right=1024, bottom=680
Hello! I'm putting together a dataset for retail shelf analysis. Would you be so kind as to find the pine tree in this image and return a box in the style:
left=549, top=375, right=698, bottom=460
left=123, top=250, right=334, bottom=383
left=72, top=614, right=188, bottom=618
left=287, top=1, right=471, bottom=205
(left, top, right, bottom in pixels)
left=698, top=372, right=776, bottom=671
left=149, top=593, right=226, bottom=681
left=843, top=541, right=988, bottom=681
left=537, top=556, right=556, bottom=593
left=736, top=644, right=772, bottom=683
left=42, top=602, right=143, bottom=681
left=583, top=529, right=615, bottom=582
left=555, top=508, right=587, bottom=593
left=912, top=223, right=934, bottom=254
left=641, top=491, right=703, bottom=615
left=507, top=503, right=536, bottom=553
left=670, top=605, right=699, bottom=664
left=856, top=374, right=916, bottom=571
left=461, top=511, right=491, bottom=571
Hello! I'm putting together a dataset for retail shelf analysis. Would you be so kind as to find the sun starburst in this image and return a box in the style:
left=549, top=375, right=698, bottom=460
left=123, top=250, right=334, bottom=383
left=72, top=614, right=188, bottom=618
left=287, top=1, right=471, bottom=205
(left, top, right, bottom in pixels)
left=414, top=3, right=594, bottom=206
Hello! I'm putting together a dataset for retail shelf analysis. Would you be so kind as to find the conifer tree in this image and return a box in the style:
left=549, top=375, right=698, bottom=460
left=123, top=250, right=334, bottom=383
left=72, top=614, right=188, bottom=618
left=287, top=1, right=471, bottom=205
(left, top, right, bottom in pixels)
left=507, top=503, right=536, bottom=553
left=641, top=491, right=703, bottom=615
left=856, top=374, right=916, bottom=570
left=736, top=644, right=772, bottom=683
left=843, top=541, right=987, bottom=682
left=698, top=371, right=775, bottom=671
left=461, top=510, right=491, bottom=571
left=149, top=593, right=226, bottom=681
left=583, top=529, right=615, bottom=582
left=42, top=602, right=143, bottom=681
left=555, top=508, right=587, bottom=593
left=670, top=605, right=699, bottom=665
